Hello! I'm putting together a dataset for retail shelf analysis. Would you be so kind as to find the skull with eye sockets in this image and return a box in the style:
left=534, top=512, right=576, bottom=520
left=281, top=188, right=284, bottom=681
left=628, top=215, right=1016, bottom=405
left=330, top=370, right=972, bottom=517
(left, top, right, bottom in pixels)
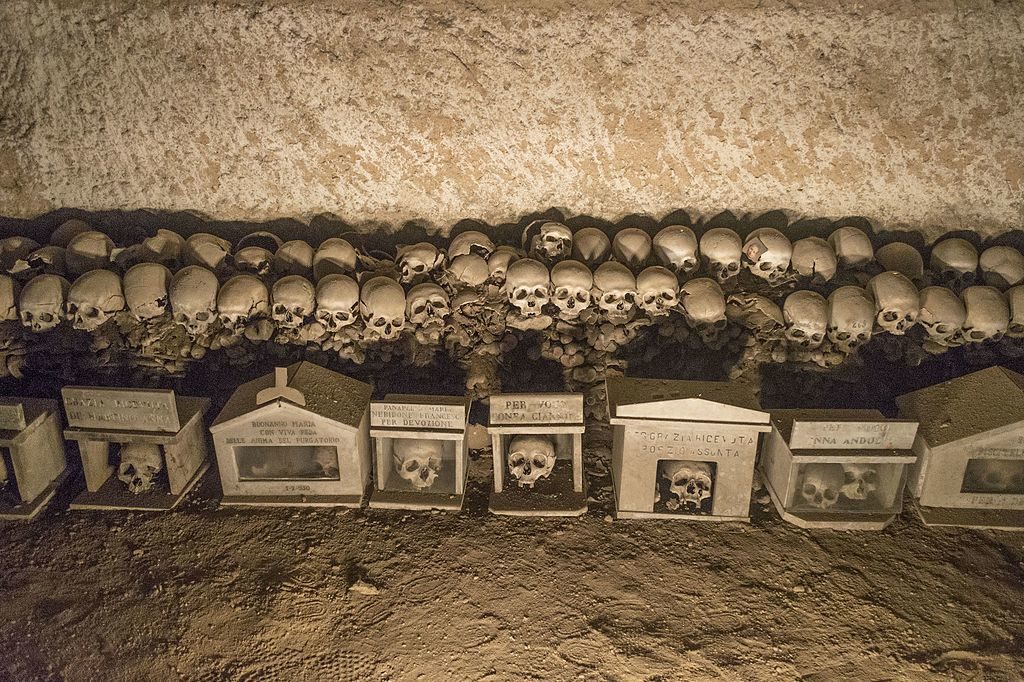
left=218, top=274, right=270, bottom=333
left=956, top=285, right=1010, bottom=345
left=790, top=237, right=837, bottom=283
left=271, top=275, right=316, bottom=331
left=313, top=274, right=360, bottom=332
left=652, top=225, right=699, bottom=276
left=867, top=272, right=919, bottom=335
left=360, top=276, right=406, bottom=341
left=680, top=277, right=727, bottom=344
left=19, top=274, right=69, bottom=332
left=592, top=262, right=637, bottom=323
left=826, top=286, right=875, bottom=353
left=406, top=282, right=450, bottom=327
left=397, top=242, right=445, bottom=284
left=525, top=221, right=573, bottom=263
left=68, top=269, right=126, bottom=331
left=504, top=258, right=551, bottom=318
left=979, top=246, right=1024, bottom=290
left=742, top=228, right=792, bottom=283
left=929, top=238, right=978, bottom=289
left=799, top=463, right=845, bottom=510
left=550, top=260, right=593, bottom=320
left=700, top=228, right=742, bottom=284
left=783, top=290, right=828, bottom=350
left=507, top=434, right=556, bottom=488
left=123, top=263, right=172, bottom=322
left=636, top=266, right=680, bottom=317
left=917, top=286, right=965, bottom=347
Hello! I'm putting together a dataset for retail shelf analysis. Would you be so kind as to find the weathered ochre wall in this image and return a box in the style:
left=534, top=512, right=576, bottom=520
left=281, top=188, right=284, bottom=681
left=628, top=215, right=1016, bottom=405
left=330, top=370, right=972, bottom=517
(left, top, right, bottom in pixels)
left=1, top=0, right=1022, bottom=237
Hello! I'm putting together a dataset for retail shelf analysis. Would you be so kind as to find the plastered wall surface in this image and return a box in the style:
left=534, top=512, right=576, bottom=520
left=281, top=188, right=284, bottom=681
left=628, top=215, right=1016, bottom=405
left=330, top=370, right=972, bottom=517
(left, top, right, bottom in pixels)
left=0, top=0, right=1022, bottom=237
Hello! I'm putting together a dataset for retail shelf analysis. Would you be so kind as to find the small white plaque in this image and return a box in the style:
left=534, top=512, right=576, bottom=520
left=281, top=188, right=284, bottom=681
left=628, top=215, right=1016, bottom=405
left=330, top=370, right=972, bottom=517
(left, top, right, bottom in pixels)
left=0, top=401, right=26, bottom=431
left=63, top=387, right=180, bottom=433
left=490, top=394, right=584, bottom=426
left=371, top=402, right=465, bottom=431
left=788, top=420, right=918, bottom=450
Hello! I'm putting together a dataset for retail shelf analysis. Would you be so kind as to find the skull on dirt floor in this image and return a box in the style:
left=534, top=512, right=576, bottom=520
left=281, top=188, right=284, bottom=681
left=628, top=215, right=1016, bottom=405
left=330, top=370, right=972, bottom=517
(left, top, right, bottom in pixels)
left=917, top=286, right=966, bottom=346
left=271, top=275, right=316, bottom=331
left=840, top=463, right=879, bottom=501
left=550, top=260, right=593, bottom=319
left=397, top=242, right=445, bottom=284
left=660, top=460, right=713, bottom=510
left=117, top=442, right=164, bottom=495
left=185, top=233, right=232, bottom=270
left=652, top=225, right=699, bottom=276
left=876, top=242, right=924, bottom=281
left=783, top=290, right=828, bottom=350
left=867, top=272, right=919, bottom=335
left=929, top=238, right=978, bottom=289
left=592, top=262, right=637, bottom=322
left=312, top=238, right=359, bottom=281
left=507, top=434, right=556, bottom=488
left=67, top=270, right=125, bottom=331
left=700, top=228, right=742, bottom=284
left=65, top=231, right=115, bottom=276
left=504, top=258, right=551, bottom=317
left=123, top=262, right=172, bottom=321
left=393, top=438, right=444, bottom=489
left=218, top=274, right=270, bottom=331
left=612, top=228, right=653, bottom=271
left=525, top=221, right=573, bottom=262
left=360, top=276, right=406, bottom=340
left=170, top=266, right=219, bottom=336
left=0, top=274, right=19, bottom=321
left=681, top=277, right=727, bottom=343
left=274, top=240, right=315, bottom=278
left=957, top=285, right=1010, bottom=344
left=799, top=463, right=845, bottom=510
left=571, top=227, right=611, bottom=267
left=826, top=286, right=875, bottom=353
left=791, top=237, right=837, bottom=283
left=487, top=246, right=522, bottom=285
left=827, top=226, right=874, bottom=269
left=637, top=266, right=680, bottom=317
left=448, top=231, right=495, bottom=260
left=314, top=274, right=360, bottom=331
left=966, top=459, right=1024, bottom=494
left=1007, top=285, right=1024, bottom=339
left=447, top=254, right=490, bottom=288
left=979, top=246, right=1024, bottom=290
left=742, top=228, right=792, bottom=283
left=406, top=282, right=450, bottom=326
left=19, top=274, right=69, bottom=332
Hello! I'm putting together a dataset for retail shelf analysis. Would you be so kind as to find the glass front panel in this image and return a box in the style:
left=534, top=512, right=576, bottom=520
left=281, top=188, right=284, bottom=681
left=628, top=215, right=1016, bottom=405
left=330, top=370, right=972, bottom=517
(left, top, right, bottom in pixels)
left=654, top=459, right=716, bottom=515
left=0, top=447, right=16, bottom=504
left=388, top=437, right=456, bottom=492
left=789, top=462, right=903, bottom=513
left=961, top=458, right=1024, bottom=495
left=234, top=445, right=340, bottom=481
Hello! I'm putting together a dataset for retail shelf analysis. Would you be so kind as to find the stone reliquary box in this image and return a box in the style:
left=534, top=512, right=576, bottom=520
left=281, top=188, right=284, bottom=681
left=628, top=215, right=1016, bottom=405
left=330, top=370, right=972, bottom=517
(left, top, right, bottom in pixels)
left=897, top=366, right=1024, bottom=530
left=63, top=386, right=210, bottom=511
left=368, top=394, right=470, bottom=511
left=210, top=362, right=372, bottom=507
left=0, top=398, right=68, bottom=520
left=607, top=376, right=771, bottom=522
left=759, top=409, right=919, bottom=530
left=488, top=392, right=586, bottom=516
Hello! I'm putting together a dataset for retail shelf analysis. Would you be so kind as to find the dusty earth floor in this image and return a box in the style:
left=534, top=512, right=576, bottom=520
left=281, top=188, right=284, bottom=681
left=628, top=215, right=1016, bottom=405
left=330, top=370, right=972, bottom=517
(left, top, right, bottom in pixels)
left=2, top=418, right=1023, bottom=682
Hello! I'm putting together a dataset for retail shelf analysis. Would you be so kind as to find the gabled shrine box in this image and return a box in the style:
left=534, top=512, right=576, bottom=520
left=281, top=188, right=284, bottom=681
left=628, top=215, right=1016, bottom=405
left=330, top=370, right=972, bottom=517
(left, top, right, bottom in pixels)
left=607, top=377, right=770, bottom=522
left=369, top=394, right=470, bottom=511
left=0, top=398, right=68, bottom=520
left=210, top=362, right=372, bottom=507
left=897, top=366, right=1024, bottom=530
left=760, top=409, right=919, bottom=530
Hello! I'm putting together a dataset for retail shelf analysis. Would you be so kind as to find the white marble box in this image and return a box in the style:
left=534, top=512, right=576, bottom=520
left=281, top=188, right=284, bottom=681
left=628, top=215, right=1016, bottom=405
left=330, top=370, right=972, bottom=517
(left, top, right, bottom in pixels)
left=210, top=362, right=372, bottom=508
left=0, top=398, right=68, bottom=520
left=759, top=409, right=919, bottom=530
left=607, top=377, right=771, bottom=522
left=897, top=366, right=1024, bottom=530
left=488, top=392, right=586, bottom=516
left=369, top=394, right=470, bottom=511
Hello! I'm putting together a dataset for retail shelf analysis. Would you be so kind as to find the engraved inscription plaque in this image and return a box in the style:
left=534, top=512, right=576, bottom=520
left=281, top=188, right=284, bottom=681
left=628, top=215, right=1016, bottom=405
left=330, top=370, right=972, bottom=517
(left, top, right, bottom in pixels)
left=371, top=403, right=465, bottom=431
left=0, top=401, right=26, bottom=431
left=490, top=394, right=584, bottom=426
left=62, top=387, right=180, bottom=433
left=788, top=420, right=918, bottom=450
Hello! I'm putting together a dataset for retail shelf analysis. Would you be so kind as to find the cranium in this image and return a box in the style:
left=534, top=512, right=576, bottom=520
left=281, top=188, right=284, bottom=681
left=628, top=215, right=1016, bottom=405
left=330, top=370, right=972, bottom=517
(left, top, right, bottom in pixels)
left=957, top=285, right=1009, bottom=344
left=170, top=265, right=219, bottom=336
left=218, top=274, right=270, bottom=330
left=397, top=242, right=445, bottom=284
left=0, top=274, right=19, bottom=321
left=406, top=282, right=450, bottom=326
left=448, top=230, right=495, bottom=259
left=979, top=246, right=1024, bottom=290
left=140, top=229, right=185, bottom=268
left=274, top=240, right=315, bottom=278
left=67, top=270, right=125, bottom=331
left=65, top=231, right=114, bottom=276
left=652, top=225, right=699, bottom=276
left=571, top=227, right=611, bottom=266
left=19, top=274, right=69, bottom=332
left=236, top=231, right=283, bottom=252
left=742, top=228, right=792, bottom=283
left=965, top=459, right=1024, bottom=494
left=525, top=221, right=572, bottom=262
left=393, top=438, right=444, bottom=489
left=314, top=274, right=360, bottom=331
left=929, top=238, right=978, bottom=288
left=504, top=258, right=551, bottom=317
left=636, top=265, right=680, bottom=317
left=185, top=233, right=232, bottom=270
left=0, top=236, right=41, bottom=272
left=612, top=228, right=653, bottom=271
left=117, top=442, right=163, bottom=494
left=840, top=464, right=879, bottom=501
left=507, top=434, right=556, bottom=488
left=917, top=286, right=965, bottom=346
left=447, top=254, right=490, bottom=288
left=680, top=278, right=727, bottom=342
left=313, top=238, right=359, bottom=281
left=49, top=219, right=93, bottom=248
left=9, top=245, right=66, bottom=279
left=867, top=272, right=919, bottom=335
left=123, top=263, right=172, bottom=321
left=700, top=228, right=742, bottom=284
left=271, top=275, right=316, bottom=331
left=592, top=261, right=637, bottom=322
left=233, top=246, right=274, bottom=276
left=487, top=246, right=522, bottom=285
left=791, top=237, right=838, bottom=282
left=799, top=463, right=845, bottom=510
left=660, top=460, right=713, bottom=510
left=1007, top=285, right=1024, bottom=338
left=827, top=226, right=874, bottom=268
left=876, top=242, right=924, bottom=280
left=783, top=290, right=828, bottom=350
left=550, top=260, right=593, bottom=319
left=827, top=286, right=875, bottom=353
left=359, top=276, right=406, bottom=340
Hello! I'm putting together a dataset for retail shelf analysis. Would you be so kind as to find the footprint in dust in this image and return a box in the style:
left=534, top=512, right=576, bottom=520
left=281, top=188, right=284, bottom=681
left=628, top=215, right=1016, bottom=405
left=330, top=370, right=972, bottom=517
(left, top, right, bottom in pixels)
left=587, top=600, right=669, bottom=659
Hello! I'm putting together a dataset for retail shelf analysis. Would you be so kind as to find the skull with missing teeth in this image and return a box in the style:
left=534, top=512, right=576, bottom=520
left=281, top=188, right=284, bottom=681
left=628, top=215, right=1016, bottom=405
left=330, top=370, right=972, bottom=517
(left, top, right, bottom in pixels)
left=406, top=282, right=450, bottom=326
left=700, top=228, right=742, bottom=284
left=783, top=290, right=828, bottom=350
left=123, top=263, right=172, bottom=322
left=827, top=286, right=875, bottom=353
left=360, top=276, right=406, bottom=340
left=867, top=272, right=919, bottom=335
left=314, top=274, right=359, bottom=332
left=800, top=463, right=845, bottom=510
left=504, top=258, right=551, bottom=317
left=218, top=274, right=270, bottom=332
left=507, top=434, right=556, bottom=488
left=840, top=464, right=879, bottom=501
left=743, top=228, right=792, bottom=283
left=550, top=260, right=593, bottom=319
left=397, top=242, right=445, bottom=284
left=271, top=275, right=316, bottom=331
left=20, top=274, right=70, bottom=332
left=653, top=225, right=699, bottom=276
left=930, top=238, right=978, bottom=289
left=170, top=266, right=219, bottom=336
left=117, top=443, right=164, bottom=495
left=917, top=286, right=965, bottom=347
left=957, top=285, right=1009, bottom=344
left=637, top=266, right=679, bottom=317
left=592, top=261, right=637, bottom=322
left=660, top=460, right=713, bottom=511
left=526, top=221, right=572, bottom=262
left=681, top=278, right=727, bottom=343
left=393, top=438, right=444, bottom=489
left=68, top=269, right=126, bottom=331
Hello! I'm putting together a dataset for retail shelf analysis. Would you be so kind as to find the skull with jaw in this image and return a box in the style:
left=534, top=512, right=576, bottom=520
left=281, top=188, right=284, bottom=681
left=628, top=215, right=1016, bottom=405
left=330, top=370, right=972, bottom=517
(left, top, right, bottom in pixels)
left=660, top=460, right=713, bottom=511
left=652, top=225, right=699, bottom=276
left=840, top=464, right=879, bottom=501
left=313, top=238, right=358, bottom=280
left=19, top=275, right=70, bottom=332
left=917, top=286, right=965, bottom=346
left=592, top=262, right=637, bottom=323
left=680, top=277, right=727, bottom=343
left=876, top=243, right=925, bottom=280
left=957, top=285, right=1010, bottom=344
left=550, top=260, right=593, bottom=320
left=929, top=238, right=978, bottom=289
left=742, top=228, right=792, bottom=283
left=783, top=291, right=828, bottom=350
left=185, top=233, right=232, bottom=270
left=571, top=227, right=611, bottom=266
left=827, top=286, right=875, bottom=353
left=448, top=231, right=495, bottom=260
left=507, top=434, right=556, bottom=488
left=1007, top=286, right=1024, bottom=338
left=791, top=237, right=838, bottom=283
left=314, top=274, right=359, bottom=332
left=0, top=275, right=16, bottom=321
left=218, top=274, right=270, bottom=332
left=827, top=226, right=874, bottom=269
left=170, top=266, right=219, bottom=336
left=487, top=246, right=522, bottom=285
left=700, top=228, right=742, bottom=284
left=67, top=270, right=125, bottom=331
left=397, top=242, right=445, bottom=284
left=233, top=247, right=274, bottom=277
left=637, top=266, right=680, bottom=317
left=393, top=439, right=444, bottom=490
left=525, top=221, right=572, bottom=262
left=66, top=231, right=115, bottom=276
left=799, top=463, right=845, bottom=510
left=117, top=442, right=163, bottom=494
left=273, top=240, right=315, bottom=278
left=612, top=228, right=653, bottom=271
left=360, top=276, right=406, bottom=340
left=504, top=258, right=551, bottom=317
left=123, top=263, right=172, bottom=322
left=406, top=282, right=450, bottom=327
left=271, top=275, right=316, bottom=331
left=979, top=246, right=1024, bottom=290
left=867, top=272, right=919, bottom=335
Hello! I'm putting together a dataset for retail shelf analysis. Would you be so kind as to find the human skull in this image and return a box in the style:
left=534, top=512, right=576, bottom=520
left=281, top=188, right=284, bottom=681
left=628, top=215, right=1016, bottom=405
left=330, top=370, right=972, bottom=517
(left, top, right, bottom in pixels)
left=271, top=275, right=316, bottom=331
left=680, top=278, right=727, bottom=342
left=660, top=460, right=713, bottom=510
left=314, top=274, right=359, bottom=331
left=123, top=263, right=172, bottom=321
left=917, top=286, right=966, bottom=346
left=957, top=285, right=1010, bottom=344
left=828, top=226, right=874, bottom=268
left=636, top=266, right=680, bottom=317
left=140, top=229, right=185, bottom=268
left=236, top=231, right=283, bottom=252
left=840, top=464, right=879, bottom=501
left=592, top=261, right=637, bottom=321
left=507, top=434, right=556, bottom=488
left=487, top=246, right=521, bottom=285
left=49, top=219, right=93, bottom=248
left=571, top=227, right=611, bottom=266
left=447, top=254, right=490, bottom=288
left=65, top=231, right=115, bottom=276
left=218, top=274, right=270, bottom=330
left=742, top=228, right=792, bottom=283
left=406, top=282, right=450, bottom=326
left=117, top=443, right=163, bottom=494
left=965, top=459, right=1024, bottom=494
left=397, top=242, right=445, bottom=284
left=799, top=463, right=845, bottom=510
left=979, top=246, right=1024, bottom=290
left=185, top=233, right=232, bottom=270
left=312, top=238, right=358, bottom=281
left=170, top=265, right=219, bottom=336
left=876, top=243, right=924, bottom=280
left=0, top=237, right=40, bottom=274
left=67, top=270, right=125, bottom=331
left=1007, top=286, right=1024, bottom=339
left=791, top=237, right=838, bottom=282
left=783, top=290, right=828, bottom=350
left=525, top=221, right=572, bottom=262
left=274, top=240, right=315, bottom=278
left=360, top=276, right=406, bottom=340
left=233, top=246, right=274, bottom=276
left=867, top=272, right=919, bottom=335
left=550, top=260, right=593, bottom=319
left=700, top=228, right=742, bottom=284
left=10, top=245, right=66, bottom=279
left=504, top=258, right=551, bottom=317
left=826, top=286, right=875, bottom=353
left=929, top=238, right=978, bottom=288
left=393, top=439, right=444, bottom=489
left=448, top=231, right=495, bottom=260
left=612, top=228, right=653, bottom=271
left=19, top=275, right=69, bottom=332
left=0, top=275, right=19, bottom=321
left=651, top=225, right=699, bottom=276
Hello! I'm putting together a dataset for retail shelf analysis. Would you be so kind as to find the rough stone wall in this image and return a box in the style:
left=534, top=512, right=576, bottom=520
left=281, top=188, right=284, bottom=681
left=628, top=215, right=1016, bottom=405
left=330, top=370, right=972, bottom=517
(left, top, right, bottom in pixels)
left=1, top=0, right=1022, bottom=238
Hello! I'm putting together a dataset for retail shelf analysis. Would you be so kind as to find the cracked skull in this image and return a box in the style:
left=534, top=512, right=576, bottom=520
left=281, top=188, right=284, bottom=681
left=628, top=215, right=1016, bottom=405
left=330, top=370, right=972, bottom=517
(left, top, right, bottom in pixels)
left=406, top=282, right=450, bottom=326
left=525, top=221, right=572, bottom=262
left=550, top=260, right=593, bottom=319
left=700, top=228, right=742, bottom=284
left=0, top=275, right=19, bottom=321
left=117, top=442, right=163, bottom=495
left=840, top=464, right=879, bottom=501
left=783, top=290, right=828, bottom=350
left=828, top=226, right=874, bottom=268
left=867, top=272, right=919, bottom=335
left=447, top=254, right=490, bottom=288
left=930, top=238, right=978, bottom=288
left=799, top=463, right=845, bottom=510
left=271, top=275, right=316, bottom=331
left=637, top=265, right=680, bottom=316
left=957, top=285, right=1010, bottom=344
left=487, top=246, right=521, bottom=285
left=233, top=247, right=274, bottom=277
left=660, top=460, right=713, bottom=511
left=170, top=265, right=219, bottom=336
left=313, top=238, right=358, bottom=280
left=393, top=438, right=444, bottom=490
left=274, top=240, right=315, bottom=278
left=314, top=274, right=359, bottom=331
left=979, top=246, right=1024, bottom=290
left=65, top=231, right=115, bottom=276
left=19, top=274, right=69, bottom=332
left=652, top=225, right=699, bottom=276
left=218, top=274, right=270, bottom=331
left=791, top=237, right=838, bottom=283
left=1007, top=285, right=1024, bottom=338
left=67, top=270, right=125, bottom=331
left=360, top=276, right=406, bottom=340
left=185, top=233, right=232, bottom=270
left=681, top=277, right=727, bottom=342
left=917, top=286, right=965, bottom=346
left=397, top=242, right=445, bottom=284
left=507, top=434, right=556, bottom=488
left=504, top=258, right=551, bottom=317
left=827, top=286, right=875, bottom=353
left=743, top=228, right=792, bottom=283
left=123, top=262, right=172, bottom=321
left=448, top=230, right=495, bottom=260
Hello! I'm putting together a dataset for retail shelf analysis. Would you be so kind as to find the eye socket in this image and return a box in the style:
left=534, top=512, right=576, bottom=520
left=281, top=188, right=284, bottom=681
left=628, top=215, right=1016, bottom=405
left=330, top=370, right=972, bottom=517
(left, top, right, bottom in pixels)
left=374, top=318, right=386, bottom=327
left=759, top=262, right=772, bottom=271
left=843, top=471, right=856, bottom=484
left=509, top=453, right=526, bottom=466
left=85, top=307, right=100, bottom=318
left=802, top=483, right=817, bottom=496
left=970, top=330, right=986, bottom=340
left=575, top=291, right=588, bottom=303
left=273, top=304, right=287, bottom=315
left=514, top=289, right=528, bottom=300
left=728, top=262, right=740, bottom=272
left=823, top=488, right=838, bottom=501
left=603, top=293, right=618, bottom=304
left=393, top=318, right=403, bottom=326
left=791, top=328, right=805, bottom=337
left=883, top=311, right=899, bottom=322
left=862, top=470, right=877, bottom=483
left=532, top=455, right=549, bottom=468
left=39, top=312, right=53, bottom=323
left=836, top=331, right=851, bottom=340
left=67, top=303, right=78, bottom=314
left=412, top=303, right=427, bottom=315
left=196, top=312, right=210, bottom=321
left=534, top=286, right=548, bottom=297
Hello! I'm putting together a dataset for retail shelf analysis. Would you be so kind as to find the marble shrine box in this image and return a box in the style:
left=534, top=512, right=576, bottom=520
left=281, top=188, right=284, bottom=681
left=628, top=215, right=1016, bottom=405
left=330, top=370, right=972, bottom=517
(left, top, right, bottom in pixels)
left=0, top=398, right=68, bottom=520
left=210, top=362, right=372, bottom=507
left=760, top=409, right=919, bottom=530
left=488, top=392, right=586, bottom=516
left=63, top=386, right=210, bottom=511
left=897, top=366, right=1024, bottom=530
left=607, top=377, right=771, bottom=522
left=369, top=394, right=470, bottom=511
